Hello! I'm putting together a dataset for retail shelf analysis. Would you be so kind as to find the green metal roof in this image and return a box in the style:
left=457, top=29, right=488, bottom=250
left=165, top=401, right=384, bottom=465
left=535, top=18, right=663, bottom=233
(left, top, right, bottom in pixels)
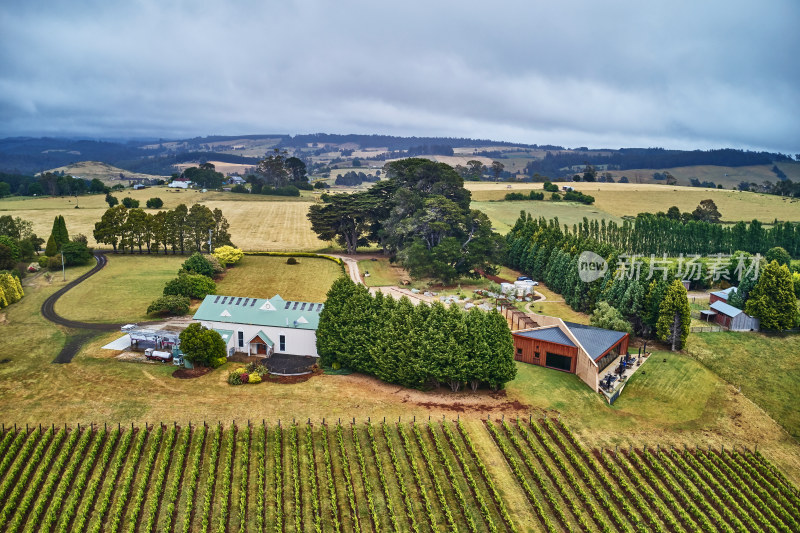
left=249, top=330, right=274, bottom=347
left=213, top=329, right=234, bottom=343
left=193, top=294, right=323, bottom=330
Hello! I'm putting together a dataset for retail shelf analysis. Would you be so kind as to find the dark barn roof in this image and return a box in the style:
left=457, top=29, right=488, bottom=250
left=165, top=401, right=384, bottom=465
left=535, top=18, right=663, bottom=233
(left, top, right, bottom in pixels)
left=515, top=327, right=575, bottom=347
left=563, top=322, right=627, bottom=361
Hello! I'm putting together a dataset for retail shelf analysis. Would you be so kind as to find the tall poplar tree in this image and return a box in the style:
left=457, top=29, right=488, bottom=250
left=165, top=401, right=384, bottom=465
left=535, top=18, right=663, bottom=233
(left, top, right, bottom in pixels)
left=656, top=280, right=691, bottom=351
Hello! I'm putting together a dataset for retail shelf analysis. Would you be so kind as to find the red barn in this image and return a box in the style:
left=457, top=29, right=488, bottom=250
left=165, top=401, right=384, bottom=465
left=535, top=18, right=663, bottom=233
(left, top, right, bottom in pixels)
left=709, top=287, right=737, bottom=305
left=512, top=317, right=629, bottom=392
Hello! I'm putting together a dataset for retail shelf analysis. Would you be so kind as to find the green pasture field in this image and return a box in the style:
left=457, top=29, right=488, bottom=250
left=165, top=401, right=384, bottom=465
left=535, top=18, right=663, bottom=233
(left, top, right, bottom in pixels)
left=688, top=332, right=800, bottom=440
left=54, top=254, right=185, bottom=323
left=0, top=417, right=796, bottom=533
left=0, top=187, right=327, bottom=252
left=53, top=254, right=343, bottom=324
left=216, top=254, right=344, bottom=302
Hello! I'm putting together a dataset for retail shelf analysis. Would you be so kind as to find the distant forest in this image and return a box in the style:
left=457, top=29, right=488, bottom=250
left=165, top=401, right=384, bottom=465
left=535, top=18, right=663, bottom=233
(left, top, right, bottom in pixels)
left=0, top=134, right=794, bottom=178
left=525, top=148, right=793, bottom=178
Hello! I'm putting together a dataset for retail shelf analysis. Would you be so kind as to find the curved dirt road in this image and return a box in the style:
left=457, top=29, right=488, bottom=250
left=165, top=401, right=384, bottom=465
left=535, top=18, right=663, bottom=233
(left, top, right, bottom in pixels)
left=41, top=252, right=121, bottom=332
left=41, top=252, right=130, bottom=363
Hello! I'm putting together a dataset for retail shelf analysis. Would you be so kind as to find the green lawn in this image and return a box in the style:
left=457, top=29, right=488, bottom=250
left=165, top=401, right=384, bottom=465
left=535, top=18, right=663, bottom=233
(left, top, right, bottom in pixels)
left=55, top=254, right=186, bottom=323
left=506, top=350, right=726, bottom=435
left=688, top=331, right=800, bottom=439
left=215, top=254, right=344, bottom=302
left=526, top=284, right=591, bottom=324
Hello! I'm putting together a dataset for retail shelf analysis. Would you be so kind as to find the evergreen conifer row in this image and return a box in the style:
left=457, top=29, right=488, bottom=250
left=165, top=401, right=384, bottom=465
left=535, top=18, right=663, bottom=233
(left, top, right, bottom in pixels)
left=317, top=277, right=516, bottom=391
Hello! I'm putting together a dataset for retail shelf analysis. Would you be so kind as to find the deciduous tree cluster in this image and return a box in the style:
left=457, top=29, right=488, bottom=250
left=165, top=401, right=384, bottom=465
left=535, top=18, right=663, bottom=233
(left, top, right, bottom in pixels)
left=94, top=203, right=232, bottom=254
left=317, top=277, right=516, bottom=391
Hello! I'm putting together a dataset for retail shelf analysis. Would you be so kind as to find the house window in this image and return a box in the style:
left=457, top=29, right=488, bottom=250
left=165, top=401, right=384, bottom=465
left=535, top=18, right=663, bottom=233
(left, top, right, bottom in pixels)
left=516, top=347, right=523, bottom=355
left=238, top=331, right=244, bottom=348
left=279, top=335, right=286, bottom=352
left=534, top=352, right=540, bottom=358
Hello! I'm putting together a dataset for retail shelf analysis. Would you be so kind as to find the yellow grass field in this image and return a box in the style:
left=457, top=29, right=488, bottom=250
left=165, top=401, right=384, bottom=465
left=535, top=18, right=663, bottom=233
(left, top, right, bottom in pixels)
left=466, top=182, right=800, bottom=223
left=0, top=187, right=328, bottom=251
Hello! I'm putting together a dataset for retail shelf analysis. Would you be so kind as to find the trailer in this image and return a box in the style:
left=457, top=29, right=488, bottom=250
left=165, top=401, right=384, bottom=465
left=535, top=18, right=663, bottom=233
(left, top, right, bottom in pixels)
left=144, top=348, right=173, bottom=362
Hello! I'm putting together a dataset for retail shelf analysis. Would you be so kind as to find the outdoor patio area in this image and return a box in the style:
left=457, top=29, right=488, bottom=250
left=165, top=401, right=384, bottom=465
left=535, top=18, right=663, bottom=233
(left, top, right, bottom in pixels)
left=598, top=349, right=651, bottom=403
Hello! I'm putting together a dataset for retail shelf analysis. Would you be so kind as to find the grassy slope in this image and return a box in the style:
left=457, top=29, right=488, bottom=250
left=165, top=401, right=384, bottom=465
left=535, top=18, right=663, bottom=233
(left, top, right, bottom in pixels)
left=43, top=160, right=166, bottom=183
left=688, top=331, right=800, bottom=439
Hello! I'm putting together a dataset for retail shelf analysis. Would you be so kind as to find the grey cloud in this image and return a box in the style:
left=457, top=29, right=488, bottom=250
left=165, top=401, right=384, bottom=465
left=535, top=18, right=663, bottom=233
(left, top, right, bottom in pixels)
left=0, top=0, right=797, bottom=152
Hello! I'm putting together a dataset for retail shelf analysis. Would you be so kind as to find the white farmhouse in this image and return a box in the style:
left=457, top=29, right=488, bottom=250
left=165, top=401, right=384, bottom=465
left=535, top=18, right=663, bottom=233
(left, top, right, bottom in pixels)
left=192, top=294, right=323, bottom=357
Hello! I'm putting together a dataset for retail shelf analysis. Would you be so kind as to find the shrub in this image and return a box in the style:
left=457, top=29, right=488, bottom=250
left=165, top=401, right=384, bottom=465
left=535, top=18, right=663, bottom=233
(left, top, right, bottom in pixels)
left=261, top=185, right=300, bottom=197
left=245, top=362, right=269, bottom=377
left=240, top=373, right=249, bottom=383
left=121, top=197, right=140, bottom=208
left=179, top=323, right=226, bottom=368
left=47, top=256, right=62, bottom=270
left=145, top=197, right=164, bottom=209
left=147, top=295, right=190, bottom=316
left=206, top=255, right=226, bottom=275
left=248, top=373, right=262, bottom=384
left=543, top=181, right=559, bottom=192
left=234, top=367, right=248, bottom=375
left=551, top=192, right=562, bottom=201
left=163, top=273, right=216, bottom=299
left=213, top=245, right=244, bottom=266
left=287, top=257, right=298, bottom=265
left=231, top=184, right=249, bottom=194
left=182, top=252, right=215, bottom=278
left=37, top=256, right=49, bottom=267
left=228, top=372, right=243, bottom=385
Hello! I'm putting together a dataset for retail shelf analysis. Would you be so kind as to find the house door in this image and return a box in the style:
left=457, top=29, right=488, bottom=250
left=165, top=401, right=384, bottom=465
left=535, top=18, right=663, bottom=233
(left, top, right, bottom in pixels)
left=256, top=343, right=267, bottom=355
left=545, top=352, right=572, bottom=372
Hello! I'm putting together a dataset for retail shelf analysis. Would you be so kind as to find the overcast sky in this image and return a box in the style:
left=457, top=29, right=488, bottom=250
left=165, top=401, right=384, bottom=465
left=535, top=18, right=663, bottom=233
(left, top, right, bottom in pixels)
left=1, top=0, right=798, bottom=152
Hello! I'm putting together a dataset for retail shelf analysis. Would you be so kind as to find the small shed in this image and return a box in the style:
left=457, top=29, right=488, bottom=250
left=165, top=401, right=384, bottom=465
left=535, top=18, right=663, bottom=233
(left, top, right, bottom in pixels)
left=709, top=301, right=759, bottom=331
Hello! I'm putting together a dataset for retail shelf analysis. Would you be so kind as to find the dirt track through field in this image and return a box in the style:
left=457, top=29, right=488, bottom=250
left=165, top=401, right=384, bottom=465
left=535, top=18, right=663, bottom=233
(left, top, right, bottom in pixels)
left=41, top=252, right=141, bottom=363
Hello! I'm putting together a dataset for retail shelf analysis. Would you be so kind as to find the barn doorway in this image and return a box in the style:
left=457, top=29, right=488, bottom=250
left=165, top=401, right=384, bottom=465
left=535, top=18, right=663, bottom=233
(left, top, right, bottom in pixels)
left=545, top=352, right=572, bottom=372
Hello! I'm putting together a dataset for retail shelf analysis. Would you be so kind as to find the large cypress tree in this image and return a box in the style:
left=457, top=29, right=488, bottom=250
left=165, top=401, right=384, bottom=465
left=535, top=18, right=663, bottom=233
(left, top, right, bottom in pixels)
left=464, top=308, right=491, bottom=391
left=315, top=276, right=356, bottom=367
left=485, top=310, right=516, bottom=390
left=745, top=261, right=797, bottom=331
left=656, top=280, right=691, bottom=351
